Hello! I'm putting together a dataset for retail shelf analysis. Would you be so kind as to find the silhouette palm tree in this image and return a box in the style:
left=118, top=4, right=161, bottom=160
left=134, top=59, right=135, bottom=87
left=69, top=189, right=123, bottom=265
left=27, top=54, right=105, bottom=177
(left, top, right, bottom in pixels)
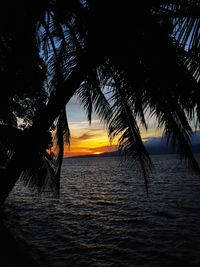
left=0, top=0, right=199, bottom=204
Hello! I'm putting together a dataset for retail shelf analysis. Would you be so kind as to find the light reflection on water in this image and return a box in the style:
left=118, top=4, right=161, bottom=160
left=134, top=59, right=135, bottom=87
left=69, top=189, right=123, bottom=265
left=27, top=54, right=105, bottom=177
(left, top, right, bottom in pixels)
left=3, top=155, right=200, bottom=266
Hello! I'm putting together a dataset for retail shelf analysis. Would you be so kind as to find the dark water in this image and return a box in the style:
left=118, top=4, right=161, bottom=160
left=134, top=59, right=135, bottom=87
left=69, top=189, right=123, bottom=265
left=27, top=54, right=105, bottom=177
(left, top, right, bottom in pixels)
left=3, top=155, right=200, bottom=267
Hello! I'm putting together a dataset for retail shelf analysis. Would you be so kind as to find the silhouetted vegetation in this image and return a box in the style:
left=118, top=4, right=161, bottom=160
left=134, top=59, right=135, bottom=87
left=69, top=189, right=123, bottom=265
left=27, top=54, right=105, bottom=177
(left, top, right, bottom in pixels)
left=0, top=0, right=199, bottom=204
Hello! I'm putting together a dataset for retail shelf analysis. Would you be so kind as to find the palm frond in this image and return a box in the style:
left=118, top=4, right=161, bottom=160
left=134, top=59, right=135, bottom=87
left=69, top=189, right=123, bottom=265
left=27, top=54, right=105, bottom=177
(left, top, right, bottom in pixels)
left=1, top=0, right=200, bottom=202
left=104, top=66, right=153, bottom=192
left=20, top=152, right=59, bottom=195
left=152, top=0, right=200, bottom=83
left=77, top=79, right=93, bottom=123
left=147, top=81, right=200, bottom=173
left=53, top=109, right=70, bottom=179
left=77, top=67, right=112, bottom=124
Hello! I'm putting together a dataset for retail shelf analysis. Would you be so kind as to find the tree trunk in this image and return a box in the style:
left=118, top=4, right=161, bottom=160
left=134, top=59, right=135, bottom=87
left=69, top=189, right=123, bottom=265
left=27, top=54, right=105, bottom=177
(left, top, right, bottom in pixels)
left=0, top=54, right=96, bottom=206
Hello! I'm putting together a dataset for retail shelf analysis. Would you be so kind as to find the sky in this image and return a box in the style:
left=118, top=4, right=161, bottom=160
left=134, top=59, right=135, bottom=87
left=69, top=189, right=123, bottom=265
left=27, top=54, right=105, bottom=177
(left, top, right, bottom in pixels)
left=64, top=96, right=162, bottom=157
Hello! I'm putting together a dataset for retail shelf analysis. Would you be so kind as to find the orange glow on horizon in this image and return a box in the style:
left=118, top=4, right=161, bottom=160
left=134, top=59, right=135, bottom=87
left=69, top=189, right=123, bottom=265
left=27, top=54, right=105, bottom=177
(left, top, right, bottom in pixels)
left=61, top=125, right=162, bottom=157
left=61, top=97, right=163, bottom=157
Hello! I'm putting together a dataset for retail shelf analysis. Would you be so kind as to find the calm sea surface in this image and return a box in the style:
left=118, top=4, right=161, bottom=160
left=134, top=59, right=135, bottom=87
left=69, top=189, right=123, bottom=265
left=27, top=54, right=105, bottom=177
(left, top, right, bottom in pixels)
left=3, top=155, right=200, bottom=267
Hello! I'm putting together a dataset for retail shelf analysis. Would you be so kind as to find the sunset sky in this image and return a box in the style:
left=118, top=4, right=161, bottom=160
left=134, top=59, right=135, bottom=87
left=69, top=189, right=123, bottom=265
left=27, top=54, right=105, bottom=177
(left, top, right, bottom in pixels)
left=64, top=97, right=162, bottom=157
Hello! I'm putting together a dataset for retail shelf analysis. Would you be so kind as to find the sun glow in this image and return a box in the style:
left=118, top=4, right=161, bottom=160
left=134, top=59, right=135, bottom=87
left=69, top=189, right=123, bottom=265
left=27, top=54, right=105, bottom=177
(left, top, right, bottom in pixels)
left=62, top=125, right=162, bottom=157
left=93, top=152, right=103, bottom=155
left=63, top=98, right=163, bottom=158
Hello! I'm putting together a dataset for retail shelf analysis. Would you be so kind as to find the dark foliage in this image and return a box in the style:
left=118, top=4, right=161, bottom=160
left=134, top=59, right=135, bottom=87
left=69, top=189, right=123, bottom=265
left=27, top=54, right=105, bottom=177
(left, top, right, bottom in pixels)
left=0, top=0, right=199, bottom=200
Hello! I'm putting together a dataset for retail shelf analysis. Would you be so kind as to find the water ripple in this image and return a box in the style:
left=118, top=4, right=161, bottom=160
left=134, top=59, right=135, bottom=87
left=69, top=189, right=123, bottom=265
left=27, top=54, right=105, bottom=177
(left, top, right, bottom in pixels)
left=3, top=155, right=200, bottom=266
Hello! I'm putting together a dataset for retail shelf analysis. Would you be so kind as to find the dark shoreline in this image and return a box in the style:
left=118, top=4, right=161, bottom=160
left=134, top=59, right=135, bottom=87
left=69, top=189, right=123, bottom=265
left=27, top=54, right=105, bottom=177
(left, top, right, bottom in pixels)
left=0, top=220, right=39, bottom=267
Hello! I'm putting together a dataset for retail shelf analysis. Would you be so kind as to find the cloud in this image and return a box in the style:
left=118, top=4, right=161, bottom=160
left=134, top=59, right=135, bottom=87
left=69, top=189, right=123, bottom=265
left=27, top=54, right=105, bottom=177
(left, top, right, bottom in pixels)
left=72, top=132, right=96, bottom=141
left=70, top=127, right=107, bottom=140
left=68, top=120, right=102, bottom=131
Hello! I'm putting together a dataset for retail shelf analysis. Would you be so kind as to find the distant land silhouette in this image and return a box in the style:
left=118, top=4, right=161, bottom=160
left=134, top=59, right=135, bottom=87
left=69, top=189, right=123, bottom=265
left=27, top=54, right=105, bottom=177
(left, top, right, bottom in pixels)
left=67, top=131, right=200, bottom=158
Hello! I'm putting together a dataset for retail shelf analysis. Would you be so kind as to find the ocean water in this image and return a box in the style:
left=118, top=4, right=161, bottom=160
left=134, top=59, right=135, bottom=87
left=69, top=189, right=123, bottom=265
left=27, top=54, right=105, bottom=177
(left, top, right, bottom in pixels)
left=3, top=155, right=200, bottom=267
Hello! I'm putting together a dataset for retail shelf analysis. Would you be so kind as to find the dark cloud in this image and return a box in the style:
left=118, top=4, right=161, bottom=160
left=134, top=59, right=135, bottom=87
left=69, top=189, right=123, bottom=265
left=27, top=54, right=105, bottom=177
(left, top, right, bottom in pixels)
left=72, top=132, right=96, bottom=141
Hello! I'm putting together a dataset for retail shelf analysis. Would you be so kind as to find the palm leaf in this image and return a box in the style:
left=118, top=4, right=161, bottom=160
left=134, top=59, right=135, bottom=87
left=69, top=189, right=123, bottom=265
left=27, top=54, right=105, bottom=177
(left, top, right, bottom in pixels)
left=77, top=67, right=112, bottom=124
left=103, top=66, right=153, bottom=192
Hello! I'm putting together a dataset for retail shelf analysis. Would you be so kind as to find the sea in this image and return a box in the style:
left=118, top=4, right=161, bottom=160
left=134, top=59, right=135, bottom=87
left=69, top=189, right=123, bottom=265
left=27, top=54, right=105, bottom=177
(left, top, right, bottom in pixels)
left=3, top=155, right=200, bottom=267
